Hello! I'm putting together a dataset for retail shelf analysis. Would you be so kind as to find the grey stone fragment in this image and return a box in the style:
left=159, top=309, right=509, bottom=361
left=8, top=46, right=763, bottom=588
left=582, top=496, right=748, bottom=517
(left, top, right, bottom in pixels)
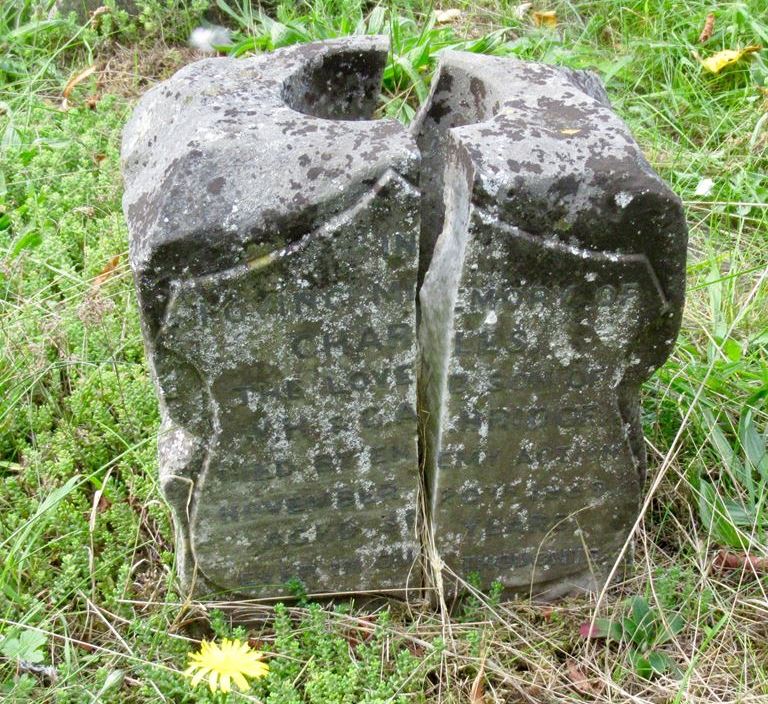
left=414, top=52, right=687, bottom=599
left=122, top=37, right=421, bottom=598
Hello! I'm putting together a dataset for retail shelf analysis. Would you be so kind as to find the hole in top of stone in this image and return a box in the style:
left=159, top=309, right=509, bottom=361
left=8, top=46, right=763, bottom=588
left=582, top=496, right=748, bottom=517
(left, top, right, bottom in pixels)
left=282, top=46, right=387, bottom=121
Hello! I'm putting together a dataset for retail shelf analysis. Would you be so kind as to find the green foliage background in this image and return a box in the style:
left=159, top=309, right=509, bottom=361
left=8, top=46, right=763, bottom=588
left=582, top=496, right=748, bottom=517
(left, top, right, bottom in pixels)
left=1, top=0, right=767, bottom=701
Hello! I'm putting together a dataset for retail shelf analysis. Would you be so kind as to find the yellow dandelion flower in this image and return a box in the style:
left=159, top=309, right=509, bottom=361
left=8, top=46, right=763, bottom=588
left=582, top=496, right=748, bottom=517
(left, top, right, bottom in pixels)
left=184, top=638, right=269, bottom=693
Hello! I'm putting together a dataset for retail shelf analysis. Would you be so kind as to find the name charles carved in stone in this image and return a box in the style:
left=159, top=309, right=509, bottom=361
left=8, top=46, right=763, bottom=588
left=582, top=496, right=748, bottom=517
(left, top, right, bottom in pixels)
left=122, top=37, right=687, bottom=601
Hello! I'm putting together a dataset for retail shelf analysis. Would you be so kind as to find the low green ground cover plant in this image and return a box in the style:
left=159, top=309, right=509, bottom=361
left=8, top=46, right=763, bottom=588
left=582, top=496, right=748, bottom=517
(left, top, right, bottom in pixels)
left=584, top=596, right=686, bottom=680
left=1, top=0, right=767, bottom=701
left=696, top=404, right=768, bottom=550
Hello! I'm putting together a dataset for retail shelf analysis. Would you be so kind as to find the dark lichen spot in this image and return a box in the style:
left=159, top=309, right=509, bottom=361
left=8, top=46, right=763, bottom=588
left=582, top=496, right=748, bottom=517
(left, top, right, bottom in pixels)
left=207, top=177, right=226, bottom=194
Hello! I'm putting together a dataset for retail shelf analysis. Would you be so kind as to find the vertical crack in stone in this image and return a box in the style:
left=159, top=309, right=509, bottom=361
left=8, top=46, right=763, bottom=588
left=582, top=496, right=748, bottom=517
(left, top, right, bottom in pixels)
left=411, top=59, right=497, bottom=292
left=412, top=56, right=502, bottom=604
left=417, top=141, right=474, bottom=605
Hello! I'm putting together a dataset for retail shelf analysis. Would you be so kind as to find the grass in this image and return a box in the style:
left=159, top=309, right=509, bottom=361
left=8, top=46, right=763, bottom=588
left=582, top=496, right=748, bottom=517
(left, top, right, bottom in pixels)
left=0, top=0, right=767, bottom=701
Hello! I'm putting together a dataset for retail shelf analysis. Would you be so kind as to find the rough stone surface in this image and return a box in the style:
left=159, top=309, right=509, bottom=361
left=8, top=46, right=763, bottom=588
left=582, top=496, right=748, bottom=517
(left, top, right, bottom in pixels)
left=123, top=39, right=687, bottom=602
left=414, top=52, right=687, bottom=599
left=122, top=37, right=421, bottom=598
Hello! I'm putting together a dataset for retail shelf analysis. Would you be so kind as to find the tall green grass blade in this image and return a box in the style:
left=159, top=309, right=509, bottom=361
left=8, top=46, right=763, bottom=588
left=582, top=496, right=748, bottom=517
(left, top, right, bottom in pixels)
left=702, top=407, right=752, bottom=498
left=739, top=406, right=768, bottom=481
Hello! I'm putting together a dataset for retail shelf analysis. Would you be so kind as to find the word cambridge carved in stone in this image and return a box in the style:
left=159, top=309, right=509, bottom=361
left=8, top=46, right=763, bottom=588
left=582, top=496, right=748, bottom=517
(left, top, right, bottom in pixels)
left=122, top=37, right=687, bottom=600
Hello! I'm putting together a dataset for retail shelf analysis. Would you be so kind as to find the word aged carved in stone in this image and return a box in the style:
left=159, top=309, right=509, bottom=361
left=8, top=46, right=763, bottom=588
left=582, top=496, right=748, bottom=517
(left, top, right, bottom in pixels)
left=122, top=37, right=687, bottom=601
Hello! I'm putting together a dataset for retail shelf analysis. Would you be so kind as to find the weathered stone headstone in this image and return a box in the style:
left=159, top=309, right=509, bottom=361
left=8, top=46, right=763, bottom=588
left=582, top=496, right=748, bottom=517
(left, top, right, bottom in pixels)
left=122, top=37, right=421, bottom=598
left=123, top=37, right=686, bottom=601
left=415, top=52, right=687, bottom=598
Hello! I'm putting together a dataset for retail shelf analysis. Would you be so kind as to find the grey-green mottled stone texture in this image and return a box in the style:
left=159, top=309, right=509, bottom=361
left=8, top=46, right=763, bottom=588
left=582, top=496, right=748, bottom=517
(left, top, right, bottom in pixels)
left=414, top=52, right=687, bottom=599
left=123, top=38, right=687, bottom=602
left=122, top=37, right=422, bottom=598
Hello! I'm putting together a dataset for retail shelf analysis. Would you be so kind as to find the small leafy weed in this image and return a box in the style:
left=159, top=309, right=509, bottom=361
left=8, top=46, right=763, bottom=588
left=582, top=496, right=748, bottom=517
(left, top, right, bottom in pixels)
left=584, top=596, right=685, bottom=680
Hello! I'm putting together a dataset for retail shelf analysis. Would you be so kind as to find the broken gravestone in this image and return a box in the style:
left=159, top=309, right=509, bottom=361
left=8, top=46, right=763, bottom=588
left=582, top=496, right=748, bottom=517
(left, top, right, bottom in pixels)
left=122, top=37, right=421, bottom=598
left=122, top=37, right=687, bottom=601
left=415, top=52, right=687, bottom=599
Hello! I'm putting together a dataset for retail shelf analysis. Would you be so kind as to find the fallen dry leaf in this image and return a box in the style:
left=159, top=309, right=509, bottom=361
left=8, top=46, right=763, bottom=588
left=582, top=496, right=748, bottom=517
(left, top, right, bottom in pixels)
left=89, top=6, right=110, bottom=32
left=567, top=660, right=604, bottom=696
left=434, top=8, right=462, bottom=24
left=63, top=66, right=96, bottom=99
left=532, top=10, right=557, bottom=28
left=93, top=255, right=121, bottom=288
left=404, top=639, right=426, bottom=658
left=469, top=659, right=486, bottom=703
left=713, top=549, right=768, bottom=575
left=698, top=13, right=715, bottom=43
left=341, top=625, right=375, bottom=649
left=578, top=621, right=609, bottom=639
left=61, top=65, right=97, bottom=110
left=698, top=45, right=761, bottom=74
left=514, top=2, right=532, bottom=20
left=89, top=6, right=110, bottom=22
